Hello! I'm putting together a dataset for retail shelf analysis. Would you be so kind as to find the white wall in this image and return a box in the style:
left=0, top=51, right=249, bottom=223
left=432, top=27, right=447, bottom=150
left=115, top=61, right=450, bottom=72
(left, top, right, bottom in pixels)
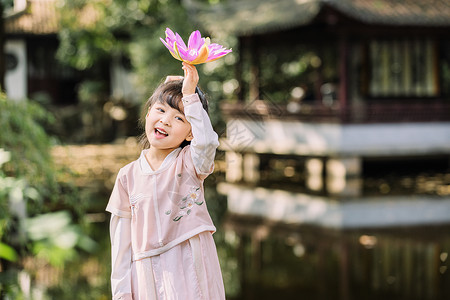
left=222, top=119, right=450, bottom=157
left=5, top=39, right=27, bottom=101
left=14, top=0, right=27, bottom=12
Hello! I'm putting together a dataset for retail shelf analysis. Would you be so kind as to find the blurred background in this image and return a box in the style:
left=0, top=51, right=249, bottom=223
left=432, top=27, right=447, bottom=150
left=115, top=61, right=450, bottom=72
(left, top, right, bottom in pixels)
left=1, top=0, right=450, bottom=299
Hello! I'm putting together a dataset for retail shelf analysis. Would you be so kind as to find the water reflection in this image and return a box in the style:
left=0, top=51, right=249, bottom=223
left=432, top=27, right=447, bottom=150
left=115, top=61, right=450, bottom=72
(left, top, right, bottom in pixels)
left=221, top=215, right=450, bottom=300
left=216, top=156, right=450, bottom=300
left=220, top=183, right=450, bottom=228
left=46, top=145, right=449, bottom=300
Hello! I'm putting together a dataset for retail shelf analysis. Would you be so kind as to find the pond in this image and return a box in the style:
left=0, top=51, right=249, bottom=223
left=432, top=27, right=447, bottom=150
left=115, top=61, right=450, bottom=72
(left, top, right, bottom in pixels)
left=214, top=155, right=450, bottom=300
left=218, top=214, right=450, bottom=300
left=47, top=145, right=450, bottom=300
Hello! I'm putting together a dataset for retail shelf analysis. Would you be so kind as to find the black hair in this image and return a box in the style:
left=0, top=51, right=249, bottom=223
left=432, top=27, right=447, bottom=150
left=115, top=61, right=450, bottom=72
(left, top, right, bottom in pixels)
left=138, top=79, right=209, bottom=149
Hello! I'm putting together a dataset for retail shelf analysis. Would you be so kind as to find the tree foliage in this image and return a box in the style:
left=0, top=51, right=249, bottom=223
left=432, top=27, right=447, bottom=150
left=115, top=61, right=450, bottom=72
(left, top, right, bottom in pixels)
left=56, top=0, right=237, bottom=128
left=0, top=91, right=83, bottom=216
left=0, top=93, right=98, bottom=298
left=56, top=0, right=181, bottom=72
left=0, top=94, right=57, bottom=204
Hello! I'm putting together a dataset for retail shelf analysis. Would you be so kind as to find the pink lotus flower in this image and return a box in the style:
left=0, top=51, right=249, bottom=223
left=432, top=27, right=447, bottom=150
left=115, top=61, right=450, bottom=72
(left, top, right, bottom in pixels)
left=160, top=28, right=232, bottom=65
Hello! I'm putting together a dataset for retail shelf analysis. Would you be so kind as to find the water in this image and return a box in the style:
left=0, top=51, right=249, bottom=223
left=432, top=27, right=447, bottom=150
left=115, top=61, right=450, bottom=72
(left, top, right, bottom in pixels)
left=46, top=145, right=450, bottom=300
left=219, top=218, right=450, bottom=300
left=213, top=155, right=450, bottom=300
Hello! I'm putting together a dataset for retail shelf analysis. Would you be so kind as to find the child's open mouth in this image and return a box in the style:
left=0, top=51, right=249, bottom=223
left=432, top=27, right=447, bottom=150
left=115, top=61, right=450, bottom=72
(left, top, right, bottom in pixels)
left=155, top=127, right=168, bottom=138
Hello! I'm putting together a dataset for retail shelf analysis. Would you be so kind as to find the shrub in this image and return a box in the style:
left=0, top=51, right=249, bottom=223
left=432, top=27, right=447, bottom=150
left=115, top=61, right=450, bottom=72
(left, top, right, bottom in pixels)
left=0, top=94, right=93, bottom=298
left=0, top=93, right=81, bottom=213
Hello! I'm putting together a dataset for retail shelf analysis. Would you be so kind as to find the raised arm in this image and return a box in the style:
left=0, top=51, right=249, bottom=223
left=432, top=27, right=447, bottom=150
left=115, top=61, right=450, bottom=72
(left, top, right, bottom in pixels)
left=181, top=63, right=219, bottom=177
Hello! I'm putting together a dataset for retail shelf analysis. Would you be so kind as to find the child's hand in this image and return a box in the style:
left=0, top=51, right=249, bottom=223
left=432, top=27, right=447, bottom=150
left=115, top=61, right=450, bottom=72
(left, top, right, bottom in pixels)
left=182, top=62, right=199, bottom=96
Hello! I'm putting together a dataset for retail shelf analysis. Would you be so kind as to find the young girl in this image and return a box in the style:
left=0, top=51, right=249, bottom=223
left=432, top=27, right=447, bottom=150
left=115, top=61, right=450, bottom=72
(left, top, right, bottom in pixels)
left=106, top=63, right=225, bottom=300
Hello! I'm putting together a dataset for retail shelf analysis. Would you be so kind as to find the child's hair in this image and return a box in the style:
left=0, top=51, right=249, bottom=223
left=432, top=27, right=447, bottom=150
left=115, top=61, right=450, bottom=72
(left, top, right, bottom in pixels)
left=138, top=79, right=209, bottom=149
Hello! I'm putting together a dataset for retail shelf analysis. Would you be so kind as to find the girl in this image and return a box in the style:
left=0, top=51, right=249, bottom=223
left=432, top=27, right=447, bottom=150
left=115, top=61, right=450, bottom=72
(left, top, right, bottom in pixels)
left=106, top=63, right=225, bottom=300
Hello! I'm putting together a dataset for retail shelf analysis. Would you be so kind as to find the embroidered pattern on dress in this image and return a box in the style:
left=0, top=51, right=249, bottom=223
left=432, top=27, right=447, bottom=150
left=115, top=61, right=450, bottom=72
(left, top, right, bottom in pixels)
left=165, top=187, right=203, bottom=222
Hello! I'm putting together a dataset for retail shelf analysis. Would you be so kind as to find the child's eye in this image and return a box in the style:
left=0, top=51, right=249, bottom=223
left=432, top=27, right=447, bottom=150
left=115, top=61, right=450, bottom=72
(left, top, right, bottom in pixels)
left=175, top=116, right=185, bottom=122
left=156, top=108, right=165, bottom=113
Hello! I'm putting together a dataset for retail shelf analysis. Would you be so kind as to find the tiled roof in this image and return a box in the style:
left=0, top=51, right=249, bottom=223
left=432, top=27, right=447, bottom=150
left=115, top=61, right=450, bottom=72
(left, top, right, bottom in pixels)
left=5, top=0, right=59, bottom=35
left=4, top=0, right=100, bottom=36
left=333, top=0, right=450, bottom=26
left=188, top=0, right=450, bottom=36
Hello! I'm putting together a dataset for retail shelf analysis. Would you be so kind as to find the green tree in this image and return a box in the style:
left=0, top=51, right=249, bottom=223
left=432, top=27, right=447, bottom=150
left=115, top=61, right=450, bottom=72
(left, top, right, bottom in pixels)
left=56, top=0, right=237, bottom=127
left=0, top=93, right=98, bottom=298
left=56, top=0, right=196, bottom=92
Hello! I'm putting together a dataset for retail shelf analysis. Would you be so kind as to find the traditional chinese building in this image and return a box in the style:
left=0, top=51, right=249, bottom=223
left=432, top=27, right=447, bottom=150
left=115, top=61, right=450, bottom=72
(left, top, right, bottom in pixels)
left=3, top=0, right=65, bottom=102
left=191, top=2, right=450, bottom=298
left=191, top=0, right=450, bottom=193
left=3, top=0, right=134, bottom=104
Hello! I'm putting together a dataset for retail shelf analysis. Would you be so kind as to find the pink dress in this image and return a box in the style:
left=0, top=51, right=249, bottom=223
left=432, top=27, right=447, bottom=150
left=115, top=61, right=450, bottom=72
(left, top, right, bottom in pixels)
left=106, top=94, right=225, bottom=300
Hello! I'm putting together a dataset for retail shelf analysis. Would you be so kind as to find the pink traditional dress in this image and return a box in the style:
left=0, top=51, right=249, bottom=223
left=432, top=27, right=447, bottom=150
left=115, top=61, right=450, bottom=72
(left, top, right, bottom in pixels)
left=106, top=94, right=225, bottom=300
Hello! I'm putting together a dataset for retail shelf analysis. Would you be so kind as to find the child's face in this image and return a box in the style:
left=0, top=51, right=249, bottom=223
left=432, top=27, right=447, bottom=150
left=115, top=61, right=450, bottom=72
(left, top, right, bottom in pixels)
left=145, top=101, right=193, bottom=151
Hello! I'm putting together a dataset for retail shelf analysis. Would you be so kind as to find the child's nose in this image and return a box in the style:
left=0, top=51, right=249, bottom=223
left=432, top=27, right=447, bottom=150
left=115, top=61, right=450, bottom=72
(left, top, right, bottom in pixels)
left=160, top=116, right=170, bottom=126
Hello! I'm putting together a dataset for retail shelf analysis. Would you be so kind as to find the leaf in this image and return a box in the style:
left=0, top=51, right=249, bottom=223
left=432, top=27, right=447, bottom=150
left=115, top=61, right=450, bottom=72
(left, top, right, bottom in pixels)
left=77, top=235, right=98, bottom=253
left=173, top=216, right=183, bottom=222
left=0, top=242, right=18, bottom=262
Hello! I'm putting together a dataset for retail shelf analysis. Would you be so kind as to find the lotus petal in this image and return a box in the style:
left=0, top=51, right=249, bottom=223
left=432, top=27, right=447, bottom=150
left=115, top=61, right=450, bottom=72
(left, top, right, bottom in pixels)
left=175, top=33, right=187, bottom=50
left=190, top=44, right=210, bottom=64
left=160, top=37, right=175, bottom=53
left=160, top=28, right=232, bottom=65
left=172, top=41, right=183, bottom=61
left=165, top=28, right=176, bottom=45
left=188, top=30, right=203, bottom=51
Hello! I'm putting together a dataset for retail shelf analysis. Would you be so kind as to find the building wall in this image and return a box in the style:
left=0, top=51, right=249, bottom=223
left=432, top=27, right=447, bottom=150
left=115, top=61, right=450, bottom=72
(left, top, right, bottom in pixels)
left=4, top=39, right=27, bottom=101
left=222, top=119, right=450, bottom=157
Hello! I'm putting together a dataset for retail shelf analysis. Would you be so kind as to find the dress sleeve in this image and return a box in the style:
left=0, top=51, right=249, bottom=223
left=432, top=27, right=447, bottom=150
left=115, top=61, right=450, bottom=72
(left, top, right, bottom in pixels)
left=106, top=171, right=131, bottom=218
left=110, top=215, right=133, bottom=300
left=182, top=94, right=220, bottom=179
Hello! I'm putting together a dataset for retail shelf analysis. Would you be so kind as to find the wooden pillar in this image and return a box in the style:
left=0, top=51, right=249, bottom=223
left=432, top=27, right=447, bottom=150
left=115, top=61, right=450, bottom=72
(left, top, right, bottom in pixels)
left=243, top=153, right=260, bottom=183
left=248, top=231, right=263, bottom=300
left=249, top=36, right=260, bottom=101
left=326, top=157, right=362, bottom=177
left=339, top=239, right=350, bottom=300
left=251, top=232, right=262, bottom=273
left=305, top=157, right=324, bottom=192
left=338, top=33, right=349, bottom=119
left=317, top=240, right=328, bottom=300
left=237, top=233, right=249, bottom=299
left=226, top=151, right=243, bottom=182
left=403, top=241, right=413, bottom=299
left=236, top=36, right=245, bottom=102
left=325, top=157, right=362, bottom=197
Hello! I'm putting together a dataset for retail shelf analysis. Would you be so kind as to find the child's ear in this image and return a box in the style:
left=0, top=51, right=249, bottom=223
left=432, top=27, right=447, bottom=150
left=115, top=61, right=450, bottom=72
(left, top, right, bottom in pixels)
left=185, top=131, right=193, bottom=141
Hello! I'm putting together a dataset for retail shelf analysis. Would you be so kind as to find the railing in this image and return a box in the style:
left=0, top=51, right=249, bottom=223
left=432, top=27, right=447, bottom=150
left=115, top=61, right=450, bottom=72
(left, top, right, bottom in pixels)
left=220, top=99, right=450, bottom=124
